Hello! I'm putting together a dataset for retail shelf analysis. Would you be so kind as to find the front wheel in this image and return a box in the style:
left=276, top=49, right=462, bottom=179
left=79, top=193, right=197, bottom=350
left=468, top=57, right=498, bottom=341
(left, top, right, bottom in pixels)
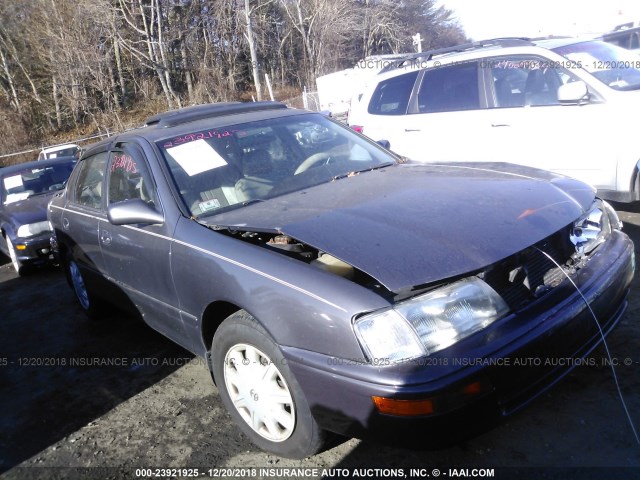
left=211, top=311, right=326, bottom=458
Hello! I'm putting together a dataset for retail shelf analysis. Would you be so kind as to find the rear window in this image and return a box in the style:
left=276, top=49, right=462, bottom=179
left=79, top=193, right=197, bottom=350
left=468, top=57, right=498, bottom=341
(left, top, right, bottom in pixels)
left=367, top=71, right=419, bottom=115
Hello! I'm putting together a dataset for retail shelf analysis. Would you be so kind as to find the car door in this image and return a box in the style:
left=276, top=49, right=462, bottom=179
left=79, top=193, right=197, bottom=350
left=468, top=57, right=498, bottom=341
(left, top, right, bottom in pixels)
left=355, top=70, right=420, bottom=156
left=61, top=151, right=109, bottom=291
left=100, top=143, right=189, bottom=347
left=400, top=60, right=498, bottom=163
left=484, top=55, right=614, bottom=190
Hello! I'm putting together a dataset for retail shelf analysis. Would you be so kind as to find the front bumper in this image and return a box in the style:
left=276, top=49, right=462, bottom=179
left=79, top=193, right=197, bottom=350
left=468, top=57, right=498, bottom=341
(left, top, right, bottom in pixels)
left=284, top=231, right=634, bottom=444
left=11, top=232, right=56, bottom=266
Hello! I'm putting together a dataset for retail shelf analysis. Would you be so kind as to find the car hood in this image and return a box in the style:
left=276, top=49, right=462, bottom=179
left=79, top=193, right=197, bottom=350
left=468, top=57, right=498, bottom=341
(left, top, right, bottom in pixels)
left=205, top=163, right=595, bottom=293
left=2, top=192, right=56, bottom=226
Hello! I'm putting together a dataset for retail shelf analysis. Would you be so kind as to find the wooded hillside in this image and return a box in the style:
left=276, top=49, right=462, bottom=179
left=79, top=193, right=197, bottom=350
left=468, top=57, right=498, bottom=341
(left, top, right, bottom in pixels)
left=0, top=0, right=466, bottom=162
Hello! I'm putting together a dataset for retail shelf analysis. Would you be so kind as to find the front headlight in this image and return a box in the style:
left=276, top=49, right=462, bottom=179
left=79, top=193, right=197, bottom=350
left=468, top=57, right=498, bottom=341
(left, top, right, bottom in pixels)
left=16, top=221, right=50, bottom=238
left=570, top=199, right=620, bottom=255
left=354, top=278, right=510, bottom=364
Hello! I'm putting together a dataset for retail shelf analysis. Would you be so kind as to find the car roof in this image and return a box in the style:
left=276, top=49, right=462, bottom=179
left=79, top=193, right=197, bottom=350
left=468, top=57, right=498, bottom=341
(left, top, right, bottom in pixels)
left=0, top=157, right=76, bottom=179
left=373, top=36, right=612, bottom=80
left=376, top=38, right=535, bottom=74
left=533, top=37, right=600, bottom=50
left=82, top=102, right=314, bottom=156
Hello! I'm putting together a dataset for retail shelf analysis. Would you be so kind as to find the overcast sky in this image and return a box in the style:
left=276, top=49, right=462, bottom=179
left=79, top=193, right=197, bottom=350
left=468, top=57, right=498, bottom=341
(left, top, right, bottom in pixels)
left=439, top=0, right=640, bottom=40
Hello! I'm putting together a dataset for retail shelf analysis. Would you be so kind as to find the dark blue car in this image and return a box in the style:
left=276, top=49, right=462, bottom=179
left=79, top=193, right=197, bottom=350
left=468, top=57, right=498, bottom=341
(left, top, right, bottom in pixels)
left=48, top=102, right=634, bottom=458
left=1, top=157, right=75, bottom=274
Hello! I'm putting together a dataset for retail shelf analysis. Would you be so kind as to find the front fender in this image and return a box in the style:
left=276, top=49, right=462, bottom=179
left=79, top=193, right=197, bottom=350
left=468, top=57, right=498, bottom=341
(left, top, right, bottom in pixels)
left=170, top=217, right=390, bottom=360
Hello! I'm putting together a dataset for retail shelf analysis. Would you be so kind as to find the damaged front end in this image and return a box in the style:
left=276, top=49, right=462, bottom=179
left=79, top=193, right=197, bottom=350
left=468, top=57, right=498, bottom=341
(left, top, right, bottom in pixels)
left=206, top=227, right=383, bottom=291
left=205, top=198, right=624, bottom=365
left=352, top=199, right=625, bottom=364
left=483, top=199, right=623, bottom=312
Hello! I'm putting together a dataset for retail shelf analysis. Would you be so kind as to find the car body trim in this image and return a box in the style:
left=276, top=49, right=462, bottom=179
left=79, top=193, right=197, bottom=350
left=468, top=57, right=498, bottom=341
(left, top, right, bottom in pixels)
left=50, top=204, right=105, bottom=220
left=105, top=272, right=184, bottom=316
left=50, top=205, right=346, bottom=312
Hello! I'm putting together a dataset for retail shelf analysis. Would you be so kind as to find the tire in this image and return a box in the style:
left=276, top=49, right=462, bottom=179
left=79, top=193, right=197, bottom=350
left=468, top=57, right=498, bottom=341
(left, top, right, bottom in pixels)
left=65, top=255, right=104, bottom=320
left=211, top=310, right=326, bottom=458
left=6, top=236, right=25, bottom=276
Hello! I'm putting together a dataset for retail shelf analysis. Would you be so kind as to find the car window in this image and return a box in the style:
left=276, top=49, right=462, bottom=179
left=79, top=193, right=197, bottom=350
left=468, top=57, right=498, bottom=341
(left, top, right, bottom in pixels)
left=157, top=113, right=396, bottom=218
left=107, top=149, right=155, bottom=206
left=489, top=57, right=578, bottom=108
left=553, top=40, right=640, bottom=91
left=604, top=30, right=640, bottom=51
left=73, top=152, right=108, bottom=209
left=367, top=70, right=419, bottom=115
left=417, top=61, right=480, bottom=113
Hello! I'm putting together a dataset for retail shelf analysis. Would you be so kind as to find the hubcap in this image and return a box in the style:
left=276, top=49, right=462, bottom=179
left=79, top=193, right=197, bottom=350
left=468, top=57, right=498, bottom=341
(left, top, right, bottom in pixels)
left=69, top=260, right=90, bottom=310
left=6, top=237, right=21, bottom=274
left=223, top=343, right=295, bottom=442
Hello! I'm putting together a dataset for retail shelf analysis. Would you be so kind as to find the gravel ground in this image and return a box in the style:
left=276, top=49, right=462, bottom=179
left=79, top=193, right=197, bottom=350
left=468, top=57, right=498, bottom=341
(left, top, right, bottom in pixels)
left=1, top=204, right=639, bottom=480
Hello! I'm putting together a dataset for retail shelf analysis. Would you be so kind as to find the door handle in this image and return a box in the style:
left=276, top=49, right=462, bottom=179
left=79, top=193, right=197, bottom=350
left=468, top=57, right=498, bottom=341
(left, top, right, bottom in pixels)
left=491, top=123, right=510, bottom=128
left=405, top=128, right=421, bottom=132
left=100, top=230, right=112, bottom=246
left=62, top=217, right=70, bottom=230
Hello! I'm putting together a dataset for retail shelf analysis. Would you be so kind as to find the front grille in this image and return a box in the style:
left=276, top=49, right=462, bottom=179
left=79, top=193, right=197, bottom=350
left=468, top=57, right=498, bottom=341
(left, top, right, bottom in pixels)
left=483, top=226, right=575, bottom=311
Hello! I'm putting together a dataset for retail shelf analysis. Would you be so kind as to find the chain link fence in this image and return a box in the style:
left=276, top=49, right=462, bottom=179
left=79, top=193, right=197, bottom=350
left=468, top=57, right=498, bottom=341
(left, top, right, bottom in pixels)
left=281, top=87, right=320, bottom=112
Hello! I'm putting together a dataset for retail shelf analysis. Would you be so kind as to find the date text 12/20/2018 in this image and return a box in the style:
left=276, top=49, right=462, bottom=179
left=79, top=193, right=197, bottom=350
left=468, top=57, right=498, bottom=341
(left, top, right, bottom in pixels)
left=134, top=467, right=496, bottom=478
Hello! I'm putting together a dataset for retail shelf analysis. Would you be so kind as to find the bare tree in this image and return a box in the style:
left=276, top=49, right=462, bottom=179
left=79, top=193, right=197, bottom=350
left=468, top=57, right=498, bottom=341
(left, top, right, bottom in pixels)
left=114, top=0, right=182, bottom=108
left=279, top=0, right=360, bottom=83
left=0, top=0, right=468, bottom=151
left=244, top=0, right=264, bottom=100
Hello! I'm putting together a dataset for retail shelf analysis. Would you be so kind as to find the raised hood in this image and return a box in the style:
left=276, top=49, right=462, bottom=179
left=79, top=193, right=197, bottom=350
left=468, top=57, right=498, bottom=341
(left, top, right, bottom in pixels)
left=205, top=163, right=595, bottom=293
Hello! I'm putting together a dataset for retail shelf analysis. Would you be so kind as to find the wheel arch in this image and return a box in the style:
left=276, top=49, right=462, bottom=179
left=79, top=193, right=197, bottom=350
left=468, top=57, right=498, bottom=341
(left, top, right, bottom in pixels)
left=201, top=301, right=243, bottom=349
left=201, top=300, right=244, bottom=382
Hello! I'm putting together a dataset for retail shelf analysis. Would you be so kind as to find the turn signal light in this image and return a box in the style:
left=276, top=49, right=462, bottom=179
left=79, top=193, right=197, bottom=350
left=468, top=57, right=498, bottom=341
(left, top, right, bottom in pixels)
left=372, top=396, right=434, bottom=416
left=372, top=379, right=492, bottom=417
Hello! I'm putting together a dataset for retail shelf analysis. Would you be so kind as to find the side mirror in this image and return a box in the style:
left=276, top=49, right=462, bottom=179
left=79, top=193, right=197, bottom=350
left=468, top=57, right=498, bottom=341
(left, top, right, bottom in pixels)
left=108, top=198, right=164, bottom=226
left=377, top=139, right=391, bottom=150
left=558, top=81, right=590, bottom=105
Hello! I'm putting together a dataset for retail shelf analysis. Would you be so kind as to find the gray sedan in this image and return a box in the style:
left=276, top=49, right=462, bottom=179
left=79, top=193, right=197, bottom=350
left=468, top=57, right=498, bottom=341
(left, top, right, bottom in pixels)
left=48, top=102, right=634, bottom=458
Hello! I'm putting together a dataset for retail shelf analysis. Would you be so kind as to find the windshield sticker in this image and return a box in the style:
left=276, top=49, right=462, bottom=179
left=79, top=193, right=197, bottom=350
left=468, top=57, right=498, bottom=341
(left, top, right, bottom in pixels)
left=198, top=198, right=222, bottom=212
left=166, top=139, right=228, bottom=176
left=163, top=129, right=238, bottom=149
left=4, top=175, right=24, bottom=191
left=110, top=154, right=137, bottom=173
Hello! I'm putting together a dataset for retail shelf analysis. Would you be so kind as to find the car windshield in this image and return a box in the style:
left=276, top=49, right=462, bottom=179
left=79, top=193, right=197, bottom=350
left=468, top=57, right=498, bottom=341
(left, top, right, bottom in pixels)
left=552, top=40, right=640, bottom=91
left=1, top=162, right=75, bottom=205
left=156, top=113, right=397, bottom=218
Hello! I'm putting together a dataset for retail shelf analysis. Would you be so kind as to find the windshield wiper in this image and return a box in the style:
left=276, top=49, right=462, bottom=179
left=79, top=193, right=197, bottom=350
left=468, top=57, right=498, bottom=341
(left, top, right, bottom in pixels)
left=332, top=161, right=395, bottom=181
left=619, top=84, right=640, bottom=91
left=28, top=190, right=56, bottom=197
left=241, top=199, right=265, bottom=207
